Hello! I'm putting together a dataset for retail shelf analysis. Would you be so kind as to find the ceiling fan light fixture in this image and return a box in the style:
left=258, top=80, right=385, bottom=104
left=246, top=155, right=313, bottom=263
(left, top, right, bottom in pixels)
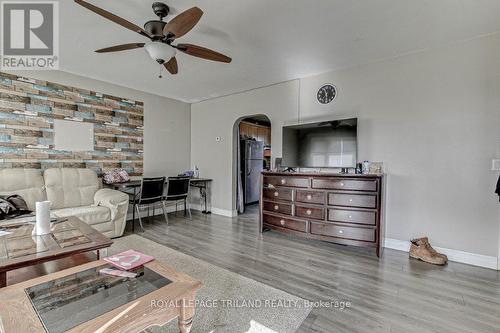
left=145, top=42, right=176, bottom=64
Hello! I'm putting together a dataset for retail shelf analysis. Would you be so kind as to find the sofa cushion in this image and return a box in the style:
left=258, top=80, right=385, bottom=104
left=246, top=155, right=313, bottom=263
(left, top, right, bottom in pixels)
left=0, top=169, right=47, bottom=211
left=44, top=169, right=99, bottom=209
left=52, top=206, right=111, bottom=226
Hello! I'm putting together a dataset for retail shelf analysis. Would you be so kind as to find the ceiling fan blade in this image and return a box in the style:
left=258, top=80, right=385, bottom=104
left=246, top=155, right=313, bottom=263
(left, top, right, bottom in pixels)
left=163, top=7, right=203, bottom=39
left=95, top=43, right=145, bottom=53
left=74, top=0, right=152, bottom=39
left=164, top=57, right=178, bottom=74
left=177, top=44, right=232, bottom=63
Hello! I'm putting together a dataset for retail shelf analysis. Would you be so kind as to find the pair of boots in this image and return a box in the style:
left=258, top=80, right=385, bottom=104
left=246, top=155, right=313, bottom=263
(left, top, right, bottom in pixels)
left=409, top=237, right=448, bottom=265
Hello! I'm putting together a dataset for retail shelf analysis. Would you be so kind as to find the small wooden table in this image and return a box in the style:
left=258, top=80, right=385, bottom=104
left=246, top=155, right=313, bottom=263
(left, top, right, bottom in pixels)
left=0, top=259, right=202, bottom=333
left=0, top=217, right=112, bottom=288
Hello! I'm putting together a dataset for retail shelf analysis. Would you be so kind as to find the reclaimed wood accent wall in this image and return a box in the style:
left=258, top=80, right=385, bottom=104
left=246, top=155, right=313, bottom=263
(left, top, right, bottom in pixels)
left=0, top=72, right=144, bottom=176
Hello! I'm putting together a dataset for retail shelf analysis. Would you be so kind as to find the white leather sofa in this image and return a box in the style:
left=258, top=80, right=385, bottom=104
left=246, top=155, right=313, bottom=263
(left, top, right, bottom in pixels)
left=0, top=168, right=129, bottom=238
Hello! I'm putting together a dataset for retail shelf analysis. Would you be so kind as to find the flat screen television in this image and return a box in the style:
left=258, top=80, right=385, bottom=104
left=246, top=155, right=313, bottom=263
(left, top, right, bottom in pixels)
left=282, top=118, right=358, bottom=168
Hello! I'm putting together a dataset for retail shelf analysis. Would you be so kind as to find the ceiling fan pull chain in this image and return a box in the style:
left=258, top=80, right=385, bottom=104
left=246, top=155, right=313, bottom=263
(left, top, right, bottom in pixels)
left=159, top=65, right=163, bottom=79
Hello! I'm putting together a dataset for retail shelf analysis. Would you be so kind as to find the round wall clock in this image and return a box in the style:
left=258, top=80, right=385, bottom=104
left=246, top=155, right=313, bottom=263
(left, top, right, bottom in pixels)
left=317, top=84, right=337, bottom=104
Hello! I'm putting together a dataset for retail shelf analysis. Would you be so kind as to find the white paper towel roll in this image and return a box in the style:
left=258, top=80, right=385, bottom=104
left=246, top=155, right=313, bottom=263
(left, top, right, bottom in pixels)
left=32, top=235, right=46, bottom=253
left=34, top=201, right=51, bottom=236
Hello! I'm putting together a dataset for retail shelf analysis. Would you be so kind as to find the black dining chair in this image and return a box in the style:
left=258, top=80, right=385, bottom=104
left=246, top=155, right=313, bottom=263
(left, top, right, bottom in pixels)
left=131, top=177, right=168, bottom=231
left=165, top=177, right=192, bottom=219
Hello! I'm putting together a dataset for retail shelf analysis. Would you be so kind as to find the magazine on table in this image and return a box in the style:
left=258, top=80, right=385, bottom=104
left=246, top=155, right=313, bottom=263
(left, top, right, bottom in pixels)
left=104, top=250, right=154, bottom=270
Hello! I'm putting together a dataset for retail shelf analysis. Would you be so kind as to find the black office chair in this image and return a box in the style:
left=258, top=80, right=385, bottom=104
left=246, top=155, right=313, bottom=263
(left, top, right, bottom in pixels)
left=132, top=177, right=168, bottom=231
left=164, top=177, right=191, bottom=219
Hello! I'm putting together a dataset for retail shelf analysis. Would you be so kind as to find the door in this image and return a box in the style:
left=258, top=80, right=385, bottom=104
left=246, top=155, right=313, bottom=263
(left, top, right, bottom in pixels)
left=245, top=159, right=263, bottom=204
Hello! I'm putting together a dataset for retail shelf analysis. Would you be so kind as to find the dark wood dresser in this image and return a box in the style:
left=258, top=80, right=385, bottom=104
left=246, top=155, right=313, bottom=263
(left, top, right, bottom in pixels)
left=259, top=171, right=385, bottom=257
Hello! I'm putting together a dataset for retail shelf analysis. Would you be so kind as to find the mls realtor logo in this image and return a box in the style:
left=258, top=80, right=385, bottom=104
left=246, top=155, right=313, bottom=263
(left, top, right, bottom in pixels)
left=1, top=1, right=59, bottom=70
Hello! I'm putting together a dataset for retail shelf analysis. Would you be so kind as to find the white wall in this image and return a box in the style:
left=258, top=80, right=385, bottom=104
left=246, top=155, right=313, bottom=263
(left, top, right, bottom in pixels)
left=8, top=70, right=191, bottom=177
left=191, top=81, right=299, bottom=216
left=191, top=33, right=500, bottom=257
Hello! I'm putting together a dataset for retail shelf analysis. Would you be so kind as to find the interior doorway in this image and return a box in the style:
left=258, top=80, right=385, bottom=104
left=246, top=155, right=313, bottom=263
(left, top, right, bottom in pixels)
left=233, top=115, right=271, bottom=215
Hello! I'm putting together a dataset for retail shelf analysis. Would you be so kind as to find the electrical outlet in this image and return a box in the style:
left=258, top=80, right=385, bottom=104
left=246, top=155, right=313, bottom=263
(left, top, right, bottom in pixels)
left=492, top=159, right=500, bottom=171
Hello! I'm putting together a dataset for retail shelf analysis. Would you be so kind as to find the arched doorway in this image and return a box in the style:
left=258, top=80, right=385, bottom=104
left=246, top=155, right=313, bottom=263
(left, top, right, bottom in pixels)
left=232, top=115, right=272, bottom=215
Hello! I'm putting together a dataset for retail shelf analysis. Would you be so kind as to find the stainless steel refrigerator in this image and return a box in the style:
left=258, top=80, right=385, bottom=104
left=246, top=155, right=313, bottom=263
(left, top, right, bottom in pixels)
left=241, top=140, right=264, bottom=205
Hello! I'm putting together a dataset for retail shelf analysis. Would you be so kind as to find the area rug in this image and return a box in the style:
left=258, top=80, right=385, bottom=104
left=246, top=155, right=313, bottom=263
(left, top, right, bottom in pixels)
left=110, top=235, right=311, bottom=333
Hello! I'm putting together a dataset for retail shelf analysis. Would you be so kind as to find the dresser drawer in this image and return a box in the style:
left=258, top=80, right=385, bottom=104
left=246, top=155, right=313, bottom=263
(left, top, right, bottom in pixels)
left=264, top=176, right=309, bottom=188
left=263, top=214, right=307, bottom=232
left=310, top=222, right=375, bottom=242
left=263, top=188, right=293, bottom=202
left=312, top=178, right=378, bottom=192
left=328, top=209, right=376, bottom=225
left=296, top=190, right=325, bottom=205
left=295, top=205, right=325, bottom=220
left=328, top=193, right=377, bottom=208
left=263, top=201, right=292, bottom=215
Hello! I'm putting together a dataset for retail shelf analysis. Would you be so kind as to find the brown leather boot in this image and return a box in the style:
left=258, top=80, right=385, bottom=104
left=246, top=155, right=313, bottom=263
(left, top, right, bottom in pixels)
left=409, top=237, right=448, bottom=265
left=412, top=237, right=448, bottom=261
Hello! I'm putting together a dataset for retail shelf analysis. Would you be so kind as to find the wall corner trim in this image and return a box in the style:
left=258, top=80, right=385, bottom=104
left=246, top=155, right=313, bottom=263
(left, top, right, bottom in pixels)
left=211, top=208, right=238, bottom=218
left=384, top=238, right=499, bottom=270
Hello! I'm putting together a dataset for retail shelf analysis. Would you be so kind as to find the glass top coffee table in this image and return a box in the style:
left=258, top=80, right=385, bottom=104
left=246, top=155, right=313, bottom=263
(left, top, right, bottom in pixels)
left=0, top=259, right=202, bottom=333
left=0, top=217, right=112, bottom=288
left=27, top=264, right=171, bottom=333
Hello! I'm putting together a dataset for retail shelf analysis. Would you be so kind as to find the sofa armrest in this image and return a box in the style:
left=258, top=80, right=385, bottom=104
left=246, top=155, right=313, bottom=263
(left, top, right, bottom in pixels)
left=94, top=189, right=129, bottom=237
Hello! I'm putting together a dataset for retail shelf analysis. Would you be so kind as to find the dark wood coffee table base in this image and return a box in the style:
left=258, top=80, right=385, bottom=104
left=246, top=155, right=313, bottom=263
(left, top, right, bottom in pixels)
left=0, top=250, right=107, bottom=288
left=4, top=252, right=95, bottom=286
left=0, top=271, right=5, bottom=288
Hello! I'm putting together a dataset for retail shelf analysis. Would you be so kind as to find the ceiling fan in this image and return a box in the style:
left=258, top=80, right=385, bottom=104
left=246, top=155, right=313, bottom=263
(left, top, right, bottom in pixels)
left=74, top=0, right=232, bottom=76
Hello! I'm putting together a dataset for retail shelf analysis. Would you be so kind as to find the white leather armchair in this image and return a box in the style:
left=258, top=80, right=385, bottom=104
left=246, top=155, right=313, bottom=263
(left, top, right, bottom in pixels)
left=93, top=188, right=129, bottom=237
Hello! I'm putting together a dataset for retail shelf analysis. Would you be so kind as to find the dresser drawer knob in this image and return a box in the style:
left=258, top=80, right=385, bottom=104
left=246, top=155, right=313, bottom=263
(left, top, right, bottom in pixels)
left=274, top=191, right=279, bottom=197
left=306, top=194, right=312, bottom=200
left=281, top=178, right=286, bottom=184
left=306, top=209, right=312, bottom=215
left=338, top=229, right=344, bottom=234
left=274, top=205, right=279, bottom=210
left=349, top=199, right=353, bottom=203
left=348, top=215, right=353, bottom=219
left=340, top=182, right=345, bottom=187
left=280, top=219, right=285, bottom=226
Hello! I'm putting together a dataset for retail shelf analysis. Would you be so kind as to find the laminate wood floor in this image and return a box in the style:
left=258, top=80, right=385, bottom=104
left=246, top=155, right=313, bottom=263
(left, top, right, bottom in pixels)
left=126, top=206, right=500, bottom=333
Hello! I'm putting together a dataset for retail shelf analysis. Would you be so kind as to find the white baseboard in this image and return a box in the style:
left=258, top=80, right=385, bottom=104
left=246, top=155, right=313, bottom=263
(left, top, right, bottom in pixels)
left=189, top=203, right=236, bottom=217
left=384, top=238, right=499, bottom=270
left=212, top=207, right=238, bottom=217
left=189, top=203, right=203, bottom=212
left=384, top=238, right=410, bottom=252
left=126, top=203, right=237, bottom=220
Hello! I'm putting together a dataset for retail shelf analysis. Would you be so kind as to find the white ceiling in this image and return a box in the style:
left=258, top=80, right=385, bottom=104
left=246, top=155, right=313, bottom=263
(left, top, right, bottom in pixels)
left=62, top=0, right=500, bottom=103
